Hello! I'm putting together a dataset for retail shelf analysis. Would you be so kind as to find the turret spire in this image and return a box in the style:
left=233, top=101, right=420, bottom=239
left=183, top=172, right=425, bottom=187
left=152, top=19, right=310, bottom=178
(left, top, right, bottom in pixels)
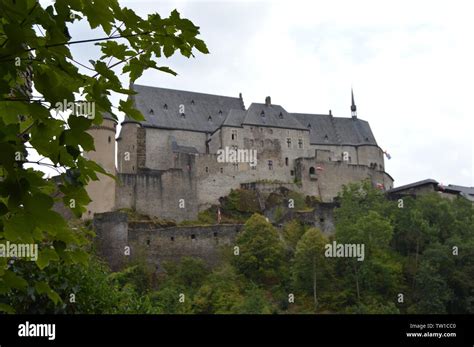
left=351, top=88, right=357, bottom=118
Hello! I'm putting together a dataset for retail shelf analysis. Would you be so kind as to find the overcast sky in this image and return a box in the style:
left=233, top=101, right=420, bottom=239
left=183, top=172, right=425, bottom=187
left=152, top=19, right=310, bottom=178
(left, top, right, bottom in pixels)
left=64, top=0, right=473, bottom=188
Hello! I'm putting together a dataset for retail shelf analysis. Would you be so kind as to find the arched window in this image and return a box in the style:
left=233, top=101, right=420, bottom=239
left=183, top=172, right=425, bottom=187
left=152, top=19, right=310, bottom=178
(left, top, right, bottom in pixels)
left=309, top=167, right=316, bottom=175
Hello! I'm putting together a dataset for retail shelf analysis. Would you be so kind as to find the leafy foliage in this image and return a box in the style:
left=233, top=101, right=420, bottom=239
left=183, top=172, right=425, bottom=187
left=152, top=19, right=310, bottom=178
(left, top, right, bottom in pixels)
left=0, top=0, right=208, bottom=312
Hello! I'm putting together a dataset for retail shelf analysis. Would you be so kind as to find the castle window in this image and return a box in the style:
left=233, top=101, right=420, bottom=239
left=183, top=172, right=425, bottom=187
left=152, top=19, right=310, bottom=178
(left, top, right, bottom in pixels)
left=285, top=157, right=289, bottom=166
left=163, top=104, right=168, bottom=110
left=309, top=167, right=316, bottom=176
left=290, top=170, right=294, bottom=176
left=268, top=160, right=273, bottom=170
left=191, top=234, right=196, bottom=240
left=298, top=139, right=303, bottom=149
left=213, top=232, right=218, bottom=237
left=231, top=130, right=237, bottom=140
left=108, top=136, right=111, bottom=143
left=146, top=239, right=150, bottom=246
left=171, top=236, right=174, bottom=241
left=268, top=128, right=273, bottom=134
left=319, top=218, right=325, bottom=223
left=287, top=138, right=292, bottom=148
left=205, top=166, right=209, bottom=173
left=220, top=167, right=223, bottom=173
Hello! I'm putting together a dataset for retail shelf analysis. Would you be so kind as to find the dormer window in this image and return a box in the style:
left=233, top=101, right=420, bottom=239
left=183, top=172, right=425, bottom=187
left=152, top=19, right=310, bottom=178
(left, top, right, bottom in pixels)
left=324, top=134, right=329, bottom=142
left=307, top=123, right=311, bottom=129
left=163, top=104, right=168, bottom=110
left=191, top=99, right=195, bottom=105
left=149, top=109, right=154, bottom=114
left=208, top=116, right=212, bottom=122
left=279, top=112, right=283, bottom=119
left=180, top=113, right=185, bottom=119
left=218, top=110, right=223, bottom=116
left=260, top=110, right=265, bottom=117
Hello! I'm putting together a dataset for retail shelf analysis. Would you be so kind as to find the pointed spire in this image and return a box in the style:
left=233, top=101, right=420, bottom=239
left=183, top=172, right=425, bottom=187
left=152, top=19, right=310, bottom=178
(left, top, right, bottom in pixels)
left=351, top=88, right=357, bottom=118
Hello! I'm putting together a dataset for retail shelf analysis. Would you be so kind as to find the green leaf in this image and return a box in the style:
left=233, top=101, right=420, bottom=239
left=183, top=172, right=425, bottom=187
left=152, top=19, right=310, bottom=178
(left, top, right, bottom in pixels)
left=35, top=281, right=62, bottom=305
left=36, top=248, right=60, bottom=270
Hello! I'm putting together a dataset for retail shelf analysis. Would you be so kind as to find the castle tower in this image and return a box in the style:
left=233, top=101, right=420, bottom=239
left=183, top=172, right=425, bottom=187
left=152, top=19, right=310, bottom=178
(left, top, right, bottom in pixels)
left=83, top=114, right=117, bottom=219
left=351, top=88, right=357, bottom=119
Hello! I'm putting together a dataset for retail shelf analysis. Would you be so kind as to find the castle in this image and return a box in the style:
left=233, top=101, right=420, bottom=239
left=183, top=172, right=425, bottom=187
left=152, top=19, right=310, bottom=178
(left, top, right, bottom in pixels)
left=84, top=84, right=394, bottom=222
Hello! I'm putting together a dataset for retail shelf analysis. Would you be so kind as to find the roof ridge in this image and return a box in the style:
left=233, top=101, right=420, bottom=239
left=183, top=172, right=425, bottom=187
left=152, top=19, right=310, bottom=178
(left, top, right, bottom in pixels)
left=133, top=84, right=240, bottom=100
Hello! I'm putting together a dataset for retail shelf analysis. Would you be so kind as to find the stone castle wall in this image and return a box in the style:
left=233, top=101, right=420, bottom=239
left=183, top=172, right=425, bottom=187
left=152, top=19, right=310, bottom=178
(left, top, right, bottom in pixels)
left=93, top=211, right=242, bottom=272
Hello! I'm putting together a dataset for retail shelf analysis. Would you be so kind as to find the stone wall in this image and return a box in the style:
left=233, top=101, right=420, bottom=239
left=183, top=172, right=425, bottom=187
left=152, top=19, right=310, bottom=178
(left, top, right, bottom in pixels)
left=93, top=212, right=129, bottom=271
left=295, top=159, right=394, bottom=202
left=84, top=118, right=117, bottom=219
left=115, top=166, right=198, bottom=222
left=93, top=211, right=242, bottom=272
left=128, top=222, right=242, bottom=272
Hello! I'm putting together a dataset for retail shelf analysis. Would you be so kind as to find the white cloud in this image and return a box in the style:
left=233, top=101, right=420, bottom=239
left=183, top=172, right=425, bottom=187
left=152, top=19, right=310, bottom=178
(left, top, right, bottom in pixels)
left=39, top=0, right=474, bottom=186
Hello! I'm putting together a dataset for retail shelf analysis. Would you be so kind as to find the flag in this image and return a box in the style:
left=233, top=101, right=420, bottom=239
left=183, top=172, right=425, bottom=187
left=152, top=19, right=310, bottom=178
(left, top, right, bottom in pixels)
left=316, top=166, right=324, bottom=171
left=438, top=183, right=445, bottom=191
left=384, top=151, right=391, bottom=160
left=376, top=183, right=384, bottom=190
left=217, top=207, right=221, bottom=224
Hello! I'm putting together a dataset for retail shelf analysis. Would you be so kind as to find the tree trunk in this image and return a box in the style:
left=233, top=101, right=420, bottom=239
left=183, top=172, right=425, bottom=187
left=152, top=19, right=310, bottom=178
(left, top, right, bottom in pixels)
left=354, top=262, right=360, bottom=302
left=413, top=236, right=420, bottom=290
left=313, top=256, right=318, bottom=311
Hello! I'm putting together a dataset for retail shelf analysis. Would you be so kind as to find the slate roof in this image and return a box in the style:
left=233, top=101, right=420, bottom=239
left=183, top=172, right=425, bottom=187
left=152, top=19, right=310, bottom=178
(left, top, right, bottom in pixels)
left=242, top=103, right=308, bottom=130
left=292, top=113, right=377, bottom=145
left=125, top=85, right=378, bottom=146
left=126, top=84, right=243, bottom=133
left=387, top=179, right=439, bottom=193
left=445, top=185, right=474, bottom=202
left=222, top=109, right=246, bottom=127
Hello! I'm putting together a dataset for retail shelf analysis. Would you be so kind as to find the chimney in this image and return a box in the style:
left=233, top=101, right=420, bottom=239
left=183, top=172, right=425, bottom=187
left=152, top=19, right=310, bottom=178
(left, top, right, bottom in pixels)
left=265, top=96, right=271, bottom=106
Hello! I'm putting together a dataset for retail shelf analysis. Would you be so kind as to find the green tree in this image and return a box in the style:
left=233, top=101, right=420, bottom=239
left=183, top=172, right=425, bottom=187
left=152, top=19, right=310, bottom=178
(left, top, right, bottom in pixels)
left=0, top=0, right=208, bottom=312
left=282, top=219, right=306, bottom=251
left=292, top=228, right=329, bottom=311
left=336, top=210, right=401, bottom=304
left=232, top=213, right=286, bottom=285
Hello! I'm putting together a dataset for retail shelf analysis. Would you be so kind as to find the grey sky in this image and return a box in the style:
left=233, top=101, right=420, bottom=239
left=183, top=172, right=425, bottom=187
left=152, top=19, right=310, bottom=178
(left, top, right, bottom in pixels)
left=64, top=0, right=473, bottom=187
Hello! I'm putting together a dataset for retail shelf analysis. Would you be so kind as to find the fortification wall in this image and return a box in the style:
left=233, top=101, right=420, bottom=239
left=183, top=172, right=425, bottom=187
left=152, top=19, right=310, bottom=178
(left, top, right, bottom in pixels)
left=93, top=211, right=242, bottom=272
left=145, top=128, right=207, bottom=170
left=115, top=168, right=198, bottom=222
left=128, top=223, right=242, bottom=271
left=296, top=159, right=394, bottom=202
